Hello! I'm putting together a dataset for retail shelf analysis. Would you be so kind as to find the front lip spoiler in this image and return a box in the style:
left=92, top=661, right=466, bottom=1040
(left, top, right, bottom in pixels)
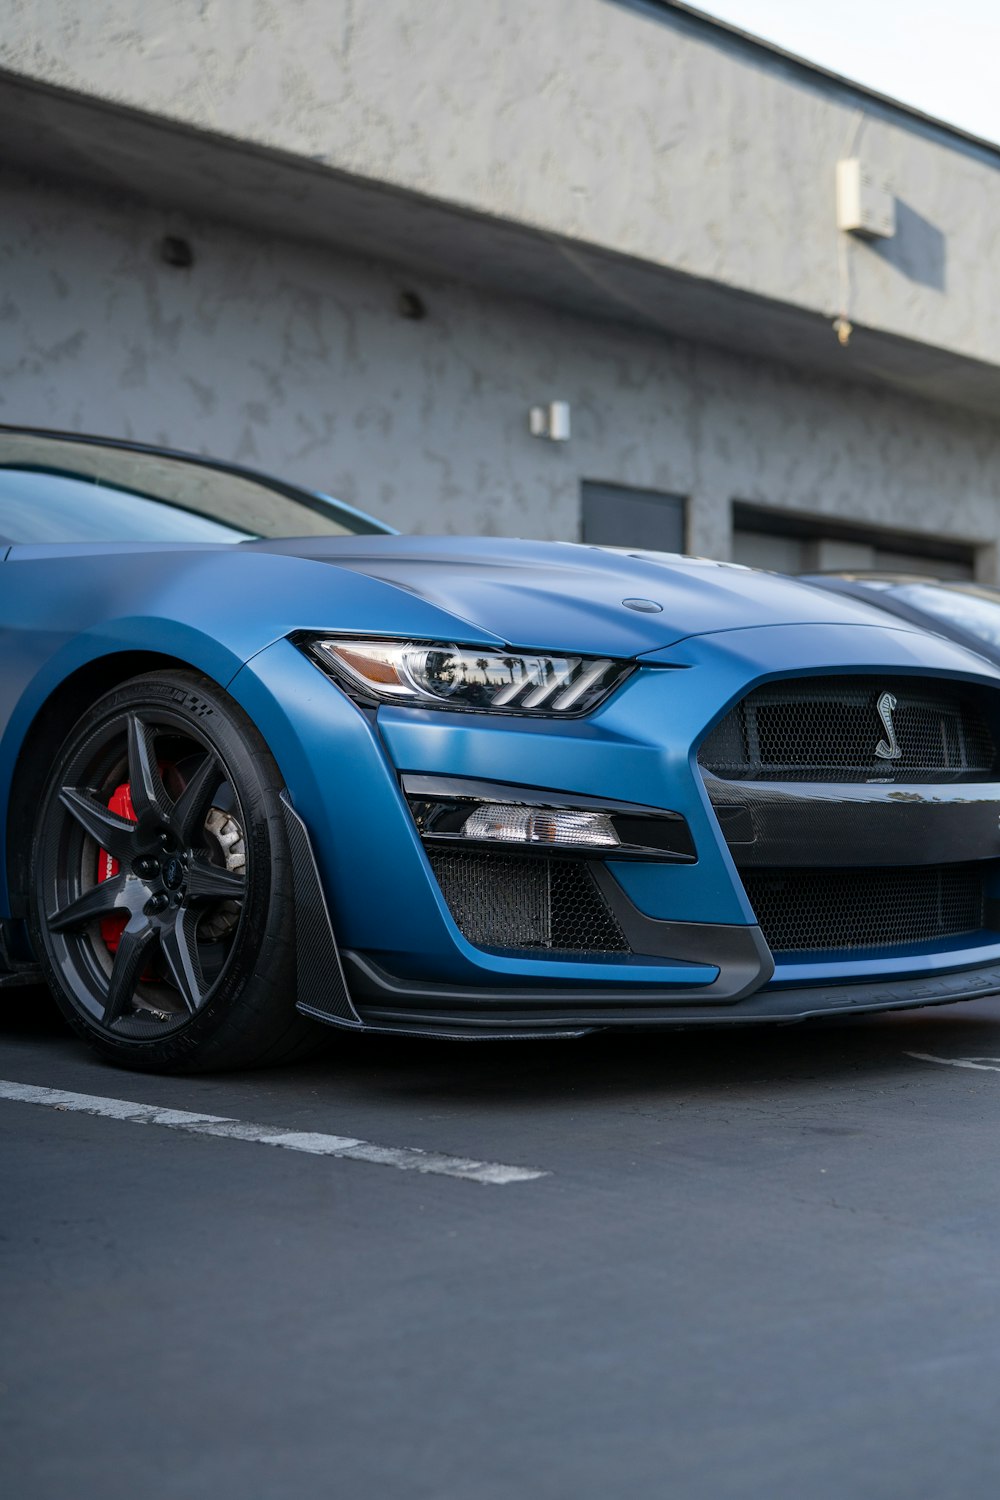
left=322, top=951, right=1000, bottom=1037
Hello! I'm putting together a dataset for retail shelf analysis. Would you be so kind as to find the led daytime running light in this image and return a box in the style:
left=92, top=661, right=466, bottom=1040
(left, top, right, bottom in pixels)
left=311, top=638, right=627, bottom=715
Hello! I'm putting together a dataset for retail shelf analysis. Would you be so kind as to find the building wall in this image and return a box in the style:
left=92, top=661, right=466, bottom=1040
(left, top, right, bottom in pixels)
left=3, top=165, right=999, bottom=572
left=5, top=0, right=1000, bottom=371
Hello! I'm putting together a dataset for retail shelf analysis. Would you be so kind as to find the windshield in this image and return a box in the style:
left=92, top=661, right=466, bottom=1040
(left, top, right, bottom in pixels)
left=0, top=431, right=390, bottom=544
left=890, top=582, right=1000, bottom=650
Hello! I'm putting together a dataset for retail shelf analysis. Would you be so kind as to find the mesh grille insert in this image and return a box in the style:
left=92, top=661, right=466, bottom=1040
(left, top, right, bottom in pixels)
left=743, top=864, right=987, bottom=953
left=427, top=848, right=629, bottom=954
left=700, top=677, right=996, bottom=783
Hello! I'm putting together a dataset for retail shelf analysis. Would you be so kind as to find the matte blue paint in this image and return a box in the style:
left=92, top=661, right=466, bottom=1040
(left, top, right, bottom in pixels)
left=249, top=535, right=920, bottom=657
left=6, top=471, right=1000, bottom=1004
left=771, top=931, right=1000, bottom=987
left=229, top=642, right=720, bottom=985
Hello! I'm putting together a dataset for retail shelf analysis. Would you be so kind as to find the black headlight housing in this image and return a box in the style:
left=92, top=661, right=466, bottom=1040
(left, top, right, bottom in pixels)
left=304, top=637, right=632, bottom=716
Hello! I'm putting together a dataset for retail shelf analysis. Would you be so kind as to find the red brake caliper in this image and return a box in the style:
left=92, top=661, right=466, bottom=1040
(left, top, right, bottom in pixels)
left=98, top=782, right=137, bottom=953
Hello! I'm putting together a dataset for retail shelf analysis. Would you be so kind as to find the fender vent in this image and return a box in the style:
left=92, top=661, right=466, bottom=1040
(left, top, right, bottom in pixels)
left=427, top=849, right=629, bottom=954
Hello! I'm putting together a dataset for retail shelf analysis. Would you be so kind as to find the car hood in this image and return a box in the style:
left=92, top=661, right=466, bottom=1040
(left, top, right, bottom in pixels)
left=249, top=535, right=922, bottom=658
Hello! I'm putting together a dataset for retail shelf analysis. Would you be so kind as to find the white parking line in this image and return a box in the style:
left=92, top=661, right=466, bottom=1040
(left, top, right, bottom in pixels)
left=0, top=1079, right=548, bottom=1185
left=906, top=1052, right=1000, bottom=1074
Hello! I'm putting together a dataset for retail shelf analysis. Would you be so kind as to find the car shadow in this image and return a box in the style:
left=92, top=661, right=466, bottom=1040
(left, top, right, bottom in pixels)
left=0, top=983, right=66, bottom=1038
left=3, top=983, right=999, bottom=1110
left=288, top=995, right=1000, bottom=1109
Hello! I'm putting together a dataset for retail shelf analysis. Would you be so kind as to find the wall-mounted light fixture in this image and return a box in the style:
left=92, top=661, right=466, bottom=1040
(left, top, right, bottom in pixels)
left=836, top=159, right=895, bottom=239
left=529, top=400, right=571, bottom=442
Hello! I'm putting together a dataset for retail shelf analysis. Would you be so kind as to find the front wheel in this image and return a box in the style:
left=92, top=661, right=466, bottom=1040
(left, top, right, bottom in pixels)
left=29, top=671, right=321, bottom=1072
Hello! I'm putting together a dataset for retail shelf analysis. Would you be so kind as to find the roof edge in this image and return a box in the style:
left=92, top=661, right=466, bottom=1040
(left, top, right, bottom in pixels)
left=611, top=0, right=1000, bottom=165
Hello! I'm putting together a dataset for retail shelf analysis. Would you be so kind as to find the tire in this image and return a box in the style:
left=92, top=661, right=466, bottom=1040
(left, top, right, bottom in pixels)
left=28, top=670, right=324, bottom=1073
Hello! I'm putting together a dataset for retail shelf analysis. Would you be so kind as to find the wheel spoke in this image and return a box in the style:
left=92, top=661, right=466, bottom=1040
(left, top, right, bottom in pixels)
left=159, top=908, right=207, bottom=1014
left=103, top=916, right=156, bottom=1025
left=59, top=788, right=136, bottom=865
left=126, top=714, right=172, bottom=824
left=171, top=752, right=224, bottom=845
left=48, top=874, right=128, bottom=933
left=186, top=857, right=246, bottom=903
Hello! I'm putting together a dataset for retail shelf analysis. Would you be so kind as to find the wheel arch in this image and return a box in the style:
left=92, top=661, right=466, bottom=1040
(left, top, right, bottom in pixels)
left=5, top=650, right=222, bottom=917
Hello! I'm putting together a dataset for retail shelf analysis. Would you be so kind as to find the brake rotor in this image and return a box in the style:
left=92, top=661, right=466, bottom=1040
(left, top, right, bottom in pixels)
left=199, top=806, right=246, bottom=940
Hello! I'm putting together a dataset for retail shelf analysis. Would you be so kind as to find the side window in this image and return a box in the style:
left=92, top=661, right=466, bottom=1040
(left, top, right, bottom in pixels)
left=581, top=482, right=687, bottom=553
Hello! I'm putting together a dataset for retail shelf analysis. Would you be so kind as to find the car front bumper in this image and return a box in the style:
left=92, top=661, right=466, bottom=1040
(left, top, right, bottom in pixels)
left=230, top=623, right=1000, bottom=1034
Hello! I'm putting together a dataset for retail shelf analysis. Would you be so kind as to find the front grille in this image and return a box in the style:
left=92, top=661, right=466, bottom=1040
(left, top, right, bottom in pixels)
left=427, top=848, right=629, bottom=954
left=743, top=864, right=987, bottom=952
left=700, top=676, right=996, bottom=782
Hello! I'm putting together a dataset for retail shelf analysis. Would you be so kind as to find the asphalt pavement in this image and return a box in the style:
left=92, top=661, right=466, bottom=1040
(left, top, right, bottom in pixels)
left=3, top=987, right=1000, bottom=1499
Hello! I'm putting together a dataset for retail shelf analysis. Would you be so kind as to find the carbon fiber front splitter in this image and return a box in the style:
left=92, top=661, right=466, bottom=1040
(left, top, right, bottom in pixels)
left=315, top=950, right=1000, bottom=1039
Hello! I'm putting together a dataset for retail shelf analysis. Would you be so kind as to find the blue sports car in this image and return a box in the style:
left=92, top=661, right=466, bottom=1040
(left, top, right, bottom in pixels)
left=4, top=426, right=1000, bottom=1072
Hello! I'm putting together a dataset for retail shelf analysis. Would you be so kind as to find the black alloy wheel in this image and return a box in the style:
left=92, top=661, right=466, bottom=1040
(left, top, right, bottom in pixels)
left=29, top=671, right=320, bottom=1072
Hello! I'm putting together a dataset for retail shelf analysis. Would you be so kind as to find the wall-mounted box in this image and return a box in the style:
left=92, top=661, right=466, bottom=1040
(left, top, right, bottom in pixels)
left=836, top=158, right=896, bottom=239
left=529, top=400, right=571, bottom=441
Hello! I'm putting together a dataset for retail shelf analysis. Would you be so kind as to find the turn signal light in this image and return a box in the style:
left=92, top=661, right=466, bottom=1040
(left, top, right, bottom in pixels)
left=460, top=805, right=620, bottom=849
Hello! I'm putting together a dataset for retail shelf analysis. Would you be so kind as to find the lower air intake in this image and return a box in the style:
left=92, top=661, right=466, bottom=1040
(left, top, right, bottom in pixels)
left=743, top=864, right=987, bottom=953
left=427, top=848, right=629, bottom=954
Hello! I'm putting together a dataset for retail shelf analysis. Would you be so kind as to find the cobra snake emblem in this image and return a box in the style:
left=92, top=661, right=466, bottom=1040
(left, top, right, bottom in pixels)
left=874, top=690, right=902, bottom=761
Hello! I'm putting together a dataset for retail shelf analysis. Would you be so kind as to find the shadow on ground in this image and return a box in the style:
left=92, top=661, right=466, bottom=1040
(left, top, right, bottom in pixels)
left=3, top=980, right=997, bottom=1112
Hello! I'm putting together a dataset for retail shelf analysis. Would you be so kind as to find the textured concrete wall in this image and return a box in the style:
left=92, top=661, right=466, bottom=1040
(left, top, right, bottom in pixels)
left=4, top=165, right=1000, bottom=568
left=4, top=0, right=1000, bottom=372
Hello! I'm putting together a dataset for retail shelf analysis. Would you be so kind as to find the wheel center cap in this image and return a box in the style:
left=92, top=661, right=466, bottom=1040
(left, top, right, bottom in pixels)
left=161, top=855, right=184, bottom=891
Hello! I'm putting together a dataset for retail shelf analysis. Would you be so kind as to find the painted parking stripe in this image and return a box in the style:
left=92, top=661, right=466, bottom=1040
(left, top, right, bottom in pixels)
left=906, top=1052, right=1000, bottom=1074
left=0, top=1079, right=548, bottom=1185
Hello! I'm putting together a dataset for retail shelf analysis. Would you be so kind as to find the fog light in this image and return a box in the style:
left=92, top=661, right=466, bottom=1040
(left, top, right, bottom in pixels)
left=460, top=804, right=620, bottom=849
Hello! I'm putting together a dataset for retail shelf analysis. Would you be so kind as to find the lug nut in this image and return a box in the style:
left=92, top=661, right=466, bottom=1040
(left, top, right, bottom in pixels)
left=147, top=892, right=169, bottom=914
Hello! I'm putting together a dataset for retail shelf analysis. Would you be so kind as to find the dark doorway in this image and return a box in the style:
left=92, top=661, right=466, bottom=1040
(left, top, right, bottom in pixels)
left=732, top=502, right=977, bottom=580
left=581, top=482, right=687, bottom=552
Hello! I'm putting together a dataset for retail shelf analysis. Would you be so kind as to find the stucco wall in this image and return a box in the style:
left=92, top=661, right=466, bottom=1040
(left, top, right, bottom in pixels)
left=4, top=0, right=1000, bottom=372
left=3, top=165, right=999, bottom=570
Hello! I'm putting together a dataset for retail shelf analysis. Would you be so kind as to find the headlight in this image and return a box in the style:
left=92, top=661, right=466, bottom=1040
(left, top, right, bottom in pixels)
left=305, top=638, right=631, bottom=715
